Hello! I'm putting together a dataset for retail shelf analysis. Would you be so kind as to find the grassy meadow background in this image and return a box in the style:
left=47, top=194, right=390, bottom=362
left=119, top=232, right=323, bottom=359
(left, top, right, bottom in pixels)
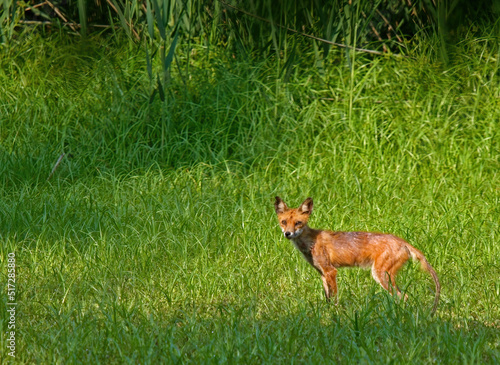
left=0, top=1, right=499, bottom=363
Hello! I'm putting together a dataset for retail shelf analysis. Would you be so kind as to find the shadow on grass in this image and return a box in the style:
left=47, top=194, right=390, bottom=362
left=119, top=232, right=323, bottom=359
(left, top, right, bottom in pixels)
left=15, top=292, right=499, bottom=364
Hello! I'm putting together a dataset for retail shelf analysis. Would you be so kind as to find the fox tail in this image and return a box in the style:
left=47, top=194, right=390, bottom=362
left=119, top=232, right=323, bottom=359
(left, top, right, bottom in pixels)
left=406, top=244, right=441, bottom=314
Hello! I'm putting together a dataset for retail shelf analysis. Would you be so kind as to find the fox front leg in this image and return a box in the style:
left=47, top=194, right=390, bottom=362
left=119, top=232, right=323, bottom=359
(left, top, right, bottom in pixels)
left=321, top=267, right=338, bottom=304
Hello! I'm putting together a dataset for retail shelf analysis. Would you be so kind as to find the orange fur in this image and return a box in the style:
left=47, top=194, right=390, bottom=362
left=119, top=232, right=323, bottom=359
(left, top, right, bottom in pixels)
left=274, top=196, right=441, bottom=313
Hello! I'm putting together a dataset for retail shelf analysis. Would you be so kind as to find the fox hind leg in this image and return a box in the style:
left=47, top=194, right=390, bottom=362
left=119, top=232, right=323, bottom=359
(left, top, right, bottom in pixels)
left=371, top=260, right=408, bottom=301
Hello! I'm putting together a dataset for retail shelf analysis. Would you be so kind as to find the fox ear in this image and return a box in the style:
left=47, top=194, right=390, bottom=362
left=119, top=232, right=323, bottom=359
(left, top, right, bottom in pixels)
left=299, top=197, right=313, bottom=215
left=274, top=196, right=288, bottom=214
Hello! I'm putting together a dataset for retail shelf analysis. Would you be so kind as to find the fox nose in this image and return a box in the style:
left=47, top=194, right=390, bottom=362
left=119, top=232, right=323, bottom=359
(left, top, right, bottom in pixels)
left=284, top=231, right=292, bottom=238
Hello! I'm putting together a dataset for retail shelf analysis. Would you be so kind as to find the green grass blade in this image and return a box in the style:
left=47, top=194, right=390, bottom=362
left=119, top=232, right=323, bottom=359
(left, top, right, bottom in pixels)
left=146, top=0, right=155, bottom=39
left=151, top=0, right=167, bottom=40
left=109, top=0, right=131, bottom=38
left=163, top=29, right=179, bottom=77
left=78, top=0, right=87, bottom=36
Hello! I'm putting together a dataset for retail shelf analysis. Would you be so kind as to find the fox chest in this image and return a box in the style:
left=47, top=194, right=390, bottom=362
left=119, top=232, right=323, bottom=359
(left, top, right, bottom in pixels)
left=291, top=239, right=314, bottom=265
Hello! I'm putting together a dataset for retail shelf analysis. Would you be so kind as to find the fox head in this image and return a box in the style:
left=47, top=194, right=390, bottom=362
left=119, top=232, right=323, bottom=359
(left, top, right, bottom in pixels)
left=274, top=197, right=313, bottom=239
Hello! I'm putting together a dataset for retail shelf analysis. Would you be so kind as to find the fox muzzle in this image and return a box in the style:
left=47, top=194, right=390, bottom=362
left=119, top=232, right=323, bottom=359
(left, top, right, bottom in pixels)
left=283, top=228, right=304, bottom=239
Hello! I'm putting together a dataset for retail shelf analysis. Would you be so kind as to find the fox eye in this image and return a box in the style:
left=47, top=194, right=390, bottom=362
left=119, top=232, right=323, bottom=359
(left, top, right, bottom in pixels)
left=281, top=220, right=286, bottom=225
left=295, top=221, right=302, bottom=226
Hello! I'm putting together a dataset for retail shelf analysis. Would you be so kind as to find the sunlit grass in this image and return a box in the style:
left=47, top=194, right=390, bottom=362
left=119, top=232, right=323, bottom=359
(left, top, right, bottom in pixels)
left=0, top=30, right=499, bottom=363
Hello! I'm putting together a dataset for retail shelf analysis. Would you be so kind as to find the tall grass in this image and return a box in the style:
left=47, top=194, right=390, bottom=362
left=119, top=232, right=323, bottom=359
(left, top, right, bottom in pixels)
left=0, top=24, right=499, bottom=363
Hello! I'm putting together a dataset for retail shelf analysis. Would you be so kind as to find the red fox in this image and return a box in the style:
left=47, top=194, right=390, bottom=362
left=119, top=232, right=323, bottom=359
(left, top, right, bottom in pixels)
left=274, top=197, right=441, bottom=313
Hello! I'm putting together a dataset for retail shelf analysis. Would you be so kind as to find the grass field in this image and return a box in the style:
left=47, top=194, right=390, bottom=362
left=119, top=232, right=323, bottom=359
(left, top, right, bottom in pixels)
left=0, top=28, right=499, bottom=363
